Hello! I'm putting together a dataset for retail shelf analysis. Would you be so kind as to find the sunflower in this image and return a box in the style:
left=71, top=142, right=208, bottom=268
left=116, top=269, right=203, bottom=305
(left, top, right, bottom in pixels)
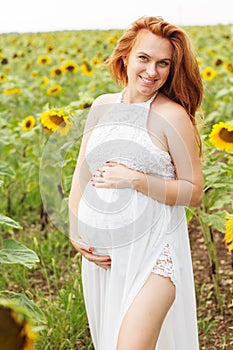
left=0, top=73, right=7, bottom=82
left=1, top=57, right=8, bottom=65
left=40, top=76, right=49, bottom=88
left=61, top=60, right=78, bottom=73
left=43, top=126, right=52, bottom=135
left=81, top=61, right=94, bottom=76
left=46, top=44, right=54, bottom=53
left=3, top=88, right=22, bottom=95
left=5, top=67, right=12, bottom=73
left=0, top=299, right=37, bottom=350
left=37, top=55, right=52, bottom=65
left=46, top=85, right=62, bottom=95
left=201, top=67, right=217, bottom=81
left=50, top=67, right=63, bottom=77
left=108, top=36, right=118, bottom=45
left=90, top=57, right=101, bottom=65
left=224, top=217, right=233, bottom=251
left=214, top=58, right=223, bottom=67
left=31, top=71, right=39, bottom=78
left=207, top=48, right=216, bottom=56
left=56, top=119, right=73, bottom=135
left=209, top=122, right=233, bottom=152
left=22, top=116, right=35, bottom=131
left=41, top=109, right=72, bottom=135
left=224, top=62, right=233, bottom=76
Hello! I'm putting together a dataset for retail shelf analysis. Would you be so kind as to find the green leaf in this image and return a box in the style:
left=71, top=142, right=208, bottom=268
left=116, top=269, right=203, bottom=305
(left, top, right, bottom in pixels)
left=186, top=207, right=197, bottom=223
left=209, top=195, right=233, bottom=211
left=0, top=293, right=46, bottom=325
left=0, top=239, right=39, bottom=269
left=0, top=214, right=22, bottom=229
left=9, top=293, right=46, bottom=324
left=0, top=162, right=15, bottom=177
left=199, top=211, right=226, bottom=233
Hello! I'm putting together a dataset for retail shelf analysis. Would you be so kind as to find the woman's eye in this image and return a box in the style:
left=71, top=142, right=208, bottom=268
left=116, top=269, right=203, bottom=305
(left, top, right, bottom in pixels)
left=139, top=55, right=148, bottom=61
left=159, top=61, right=169, bottom=66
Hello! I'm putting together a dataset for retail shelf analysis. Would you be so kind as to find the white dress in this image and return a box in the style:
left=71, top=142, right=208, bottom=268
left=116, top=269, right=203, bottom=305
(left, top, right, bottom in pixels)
left=77, top=92, right=199, bottom=350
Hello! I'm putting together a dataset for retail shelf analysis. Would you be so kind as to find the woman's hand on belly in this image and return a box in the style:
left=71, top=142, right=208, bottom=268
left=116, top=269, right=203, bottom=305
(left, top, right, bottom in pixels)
left=91, top=161, right=136, bottom=189
left=70, top=239, right=112, bottom=270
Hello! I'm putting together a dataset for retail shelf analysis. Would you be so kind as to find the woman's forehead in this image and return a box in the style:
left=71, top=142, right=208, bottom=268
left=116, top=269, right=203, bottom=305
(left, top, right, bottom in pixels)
left=131, top=31, right=173, bottom=57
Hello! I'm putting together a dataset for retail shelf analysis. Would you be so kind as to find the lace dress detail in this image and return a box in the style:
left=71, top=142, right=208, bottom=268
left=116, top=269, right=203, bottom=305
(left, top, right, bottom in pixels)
left=152, top=244, right=175, bottom=285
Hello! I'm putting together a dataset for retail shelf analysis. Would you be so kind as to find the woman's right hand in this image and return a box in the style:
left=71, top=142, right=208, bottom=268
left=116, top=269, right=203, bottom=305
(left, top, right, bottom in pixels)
left=70, top=240, right=112, bottom=270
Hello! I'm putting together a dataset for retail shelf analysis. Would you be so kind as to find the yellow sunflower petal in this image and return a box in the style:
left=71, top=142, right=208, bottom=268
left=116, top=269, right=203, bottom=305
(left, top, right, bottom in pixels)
left=56, top=119, right=73, bottom=136
left=81, top=61, right=94, bottom=76
left=202, top=67, right=217, bottom=81
left=37, top=55, right=52, bottom=65
left=209, top=122, right=233, bottom=152
left=41, top=109, right=69, bottom=132
left=3, top=88, right=22, bottom=95
left=61, top=60, right=78, bottom=73
left=0, top=304, right=36, bottom=350
left=46, top=85, right=62, bottom=95
left=22, top=116, right=36, bottom=131
left=0, top=73, right=7, bottom=82
left=50, top=67, right=63, bottom=77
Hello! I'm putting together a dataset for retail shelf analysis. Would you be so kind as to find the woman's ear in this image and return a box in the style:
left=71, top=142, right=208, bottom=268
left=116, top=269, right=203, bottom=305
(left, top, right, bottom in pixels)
left=122, top=56, right=128, bottom=67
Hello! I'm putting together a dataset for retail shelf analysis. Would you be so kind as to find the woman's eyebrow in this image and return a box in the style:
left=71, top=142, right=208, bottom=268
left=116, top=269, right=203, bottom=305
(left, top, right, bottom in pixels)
left=137, top=51, right=172, bottom=61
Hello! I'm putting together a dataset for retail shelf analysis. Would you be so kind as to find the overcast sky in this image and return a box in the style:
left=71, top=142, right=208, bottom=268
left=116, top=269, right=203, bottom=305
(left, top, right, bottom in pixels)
left=0, top=0, right=232, bottom=34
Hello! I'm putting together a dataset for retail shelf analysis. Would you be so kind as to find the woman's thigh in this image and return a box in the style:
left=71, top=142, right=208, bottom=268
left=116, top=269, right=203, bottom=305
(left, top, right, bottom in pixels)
left=116, top=273, right=175, bottom=350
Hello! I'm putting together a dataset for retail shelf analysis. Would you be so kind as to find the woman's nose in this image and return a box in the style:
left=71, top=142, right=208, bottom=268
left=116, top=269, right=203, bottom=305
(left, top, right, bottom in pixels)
left=146, top=63, right=157, bottom=77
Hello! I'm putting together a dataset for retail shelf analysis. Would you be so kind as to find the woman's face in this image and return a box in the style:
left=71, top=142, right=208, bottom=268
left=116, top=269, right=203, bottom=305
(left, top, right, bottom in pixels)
left=125, top=30, right=173, bottom=99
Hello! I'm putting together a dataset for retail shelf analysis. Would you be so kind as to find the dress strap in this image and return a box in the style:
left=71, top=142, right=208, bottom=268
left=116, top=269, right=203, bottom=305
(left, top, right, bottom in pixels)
left=145, top=91, right=158, bottom=107
left=116, top=89, right=158, bottom=108
left=115, top=87, right=126, bottom=103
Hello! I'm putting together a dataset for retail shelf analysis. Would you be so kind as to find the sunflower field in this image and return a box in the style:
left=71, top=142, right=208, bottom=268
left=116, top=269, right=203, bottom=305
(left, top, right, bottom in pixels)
left=0, top=24, right=233, bottom=349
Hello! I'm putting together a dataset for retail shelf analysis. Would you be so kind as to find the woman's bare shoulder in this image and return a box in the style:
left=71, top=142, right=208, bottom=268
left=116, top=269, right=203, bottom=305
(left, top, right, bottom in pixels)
left=92, top=92, right=121, bottom=106
left=151, top=93, right=191, bottom=127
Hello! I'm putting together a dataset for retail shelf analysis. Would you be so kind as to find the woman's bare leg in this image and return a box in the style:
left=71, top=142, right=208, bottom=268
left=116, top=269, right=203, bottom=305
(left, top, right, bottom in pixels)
left=116, top=274, right=175, bottom=350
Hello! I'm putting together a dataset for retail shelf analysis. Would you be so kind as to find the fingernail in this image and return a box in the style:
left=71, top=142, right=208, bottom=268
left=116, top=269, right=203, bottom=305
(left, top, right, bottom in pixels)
left=88, top=247, right=94, bottom=252
left=92, top=183, right=95, bottom=187
left=107, top=257, right=111, bottom=262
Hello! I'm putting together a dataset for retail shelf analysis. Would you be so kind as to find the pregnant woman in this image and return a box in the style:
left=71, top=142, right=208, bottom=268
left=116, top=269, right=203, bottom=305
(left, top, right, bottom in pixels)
left=69, top=16, right=203, bottom=350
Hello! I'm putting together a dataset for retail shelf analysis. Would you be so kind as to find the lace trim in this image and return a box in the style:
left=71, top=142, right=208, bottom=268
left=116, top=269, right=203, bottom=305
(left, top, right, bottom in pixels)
left=119, top=89, right=158, bottom=106
left=152, top=244, right=175, bottom=286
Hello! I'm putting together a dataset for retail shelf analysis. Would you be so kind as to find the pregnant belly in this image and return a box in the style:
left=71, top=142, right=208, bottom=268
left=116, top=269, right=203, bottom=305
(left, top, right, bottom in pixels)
left=77, top=181, right=164, bottom=249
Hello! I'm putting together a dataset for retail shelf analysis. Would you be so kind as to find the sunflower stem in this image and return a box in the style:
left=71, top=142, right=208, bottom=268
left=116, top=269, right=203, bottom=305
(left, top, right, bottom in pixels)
left=197, top=208, right=222, bottom=311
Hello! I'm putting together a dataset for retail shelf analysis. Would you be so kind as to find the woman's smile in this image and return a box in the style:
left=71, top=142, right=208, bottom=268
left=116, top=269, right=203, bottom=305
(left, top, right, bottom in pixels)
left=139, top=75, right=158, bottom=85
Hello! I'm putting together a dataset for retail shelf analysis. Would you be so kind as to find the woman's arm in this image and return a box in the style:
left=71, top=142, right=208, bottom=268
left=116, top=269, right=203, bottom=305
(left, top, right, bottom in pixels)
left=69, top=97, right=112, bottom=268
left=130, top=171, right=203, bottom=207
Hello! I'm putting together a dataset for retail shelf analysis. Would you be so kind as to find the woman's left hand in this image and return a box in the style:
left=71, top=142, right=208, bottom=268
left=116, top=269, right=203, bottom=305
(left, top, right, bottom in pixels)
left=91, top=161, right=135, bottom=189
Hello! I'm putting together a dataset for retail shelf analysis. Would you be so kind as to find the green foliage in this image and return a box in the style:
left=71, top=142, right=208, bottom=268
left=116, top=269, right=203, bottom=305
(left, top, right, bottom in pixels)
left=0, top=239, right=39, bottom=268
left=0, top=214, right=22, bottom=229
